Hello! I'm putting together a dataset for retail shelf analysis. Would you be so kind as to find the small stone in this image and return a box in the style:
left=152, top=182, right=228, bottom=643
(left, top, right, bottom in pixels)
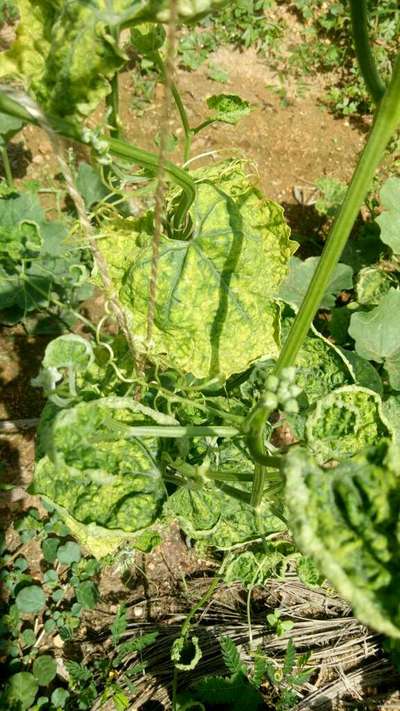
left=133, top=606, right=144, bottom=618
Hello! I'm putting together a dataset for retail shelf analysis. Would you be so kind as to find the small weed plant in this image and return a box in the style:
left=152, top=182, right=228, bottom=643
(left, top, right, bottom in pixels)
left=0, top=0, right=400, bottom=708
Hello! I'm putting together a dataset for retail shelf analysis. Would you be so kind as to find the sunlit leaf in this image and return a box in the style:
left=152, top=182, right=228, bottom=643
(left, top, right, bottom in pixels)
left=284, top=442, right=400, bottom=638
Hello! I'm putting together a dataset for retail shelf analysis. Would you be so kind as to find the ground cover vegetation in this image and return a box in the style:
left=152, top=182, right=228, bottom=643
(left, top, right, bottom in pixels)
left=0, top=0, right=400, bottom=708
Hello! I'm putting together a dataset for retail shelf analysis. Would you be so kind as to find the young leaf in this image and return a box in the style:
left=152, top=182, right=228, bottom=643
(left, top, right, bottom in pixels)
left=75, top=581, right=99, bottom=609
left=111, top=605, right=128, bottom=646
left=6, top=672, right=39, bottom=710
left=305, top=385, right=391, bottom=463
left=376, top=177, right=400, bottom=253
left=15, top=585, right=46, bottom=614
left=219, top=636, right=245, bottom=675
left=57, top=541, right=81, bottom=565
left=32, top=655, right=57, bottom=686
left=206, top=94, right=251, bottom=125
left=284, top=441, right=400, bottom=638
left=50, top=688, right=70, bottom=708
left=282, top=639, right=296, bottom=678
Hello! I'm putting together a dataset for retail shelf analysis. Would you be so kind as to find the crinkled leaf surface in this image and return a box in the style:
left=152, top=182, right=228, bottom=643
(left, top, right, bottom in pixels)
left=376, top=177, right=400, bottom=253
left=0, top=1, right=227, bottom=121
left=356, top=266, right=393, bottom=306
left=279, top=256, right=353, bottom=310
left=99, top=162, right=295, bottom=379
left=33, top=397, right=166, bottom=535
left=163, top=481, right=285, bottom=549
left=306, top=385, right=391, bottom=464
left=284, top=442, right=400, bottom=638
left=206, top=94, right=251, bottom=125
left=349, top=289, right=400, bottom=362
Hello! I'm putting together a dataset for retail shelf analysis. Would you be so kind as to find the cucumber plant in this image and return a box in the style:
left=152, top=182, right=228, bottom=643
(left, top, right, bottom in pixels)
left=1, top=1, right=400, bottom=693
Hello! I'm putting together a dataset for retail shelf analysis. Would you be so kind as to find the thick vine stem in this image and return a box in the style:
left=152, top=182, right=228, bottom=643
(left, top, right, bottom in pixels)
left=0, top=88, right=196, bottom=229
left=245, top=51, right=400, bottom=467
left=350, top=0, right=386, bottom=104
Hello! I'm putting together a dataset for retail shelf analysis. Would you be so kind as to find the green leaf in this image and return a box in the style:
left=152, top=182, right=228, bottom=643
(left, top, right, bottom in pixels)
left=220, top=636, right=245, bottom=675
left=282, top=639, right=296, bottom=678
left=376, top=177, right=400, bottom=253
left=206, top=93, right=251, bottom=125
left=76, top=163, right=109, bottom=209
left=57, top=541, right=81, bottom=565
left=51, top=688, right=70, bottom=708
left=6, top=672, right=39, bottom=710
left=194, top=672, right=263, bottom=710
left=349, top=289, right=400, bottom=363
left=0, top=112, right=25, bottom=146
left=15, top=585, right=46, bottom=614
left=33, top=655, right=57, bottom=686
left=356, top=266, right=393, bottom=306
left=0, top=1, right=227, bottom=123
left=21, top=628, right=36, bottom=648
left=75, top=580, right=99, bottom=609
left=284, top=442, right=400, bottom=638
left=41, top=537, right=59, bottom=564
left=111, top=605, right=128, bottom=646
left=101, top=160, right=295, bottom=379
left=279, top=256, right=353, bottom=310
left=33, top=397, right=166, bottom=539
left=305, top=385, right=391, bottom=463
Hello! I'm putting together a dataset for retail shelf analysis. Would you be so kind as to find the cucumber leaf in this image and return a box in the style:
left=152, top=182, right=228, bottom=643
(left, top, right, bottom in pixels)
left=33, top=397, right=166, bottom=537
left=305, top=385, right=391, bottom=464
left=376, top=177, right=400, bottom=254
left=284, top=442, right=400, bottom=638
left=349, top=289, right=400, bottom=373
left=99, top=161, right=295, bottom=380
left=206, top=94, right=251, bottom=125
left=279, top=256, right=353, bottom=310
left=0, top=1, right=228, bottom=123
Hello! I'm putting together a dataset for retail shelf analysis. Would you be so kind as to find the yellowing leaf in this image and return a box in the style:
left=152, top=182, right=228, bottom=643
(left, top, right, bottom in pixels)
left=99, top=161, right=295, bottom=380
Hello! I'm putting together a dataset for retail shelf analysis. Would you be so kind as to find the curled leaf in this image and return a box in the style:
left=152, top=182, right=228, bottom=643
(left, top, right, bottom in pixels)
left=284, top=442, right=400, bottom=638
left=306, top=385, right=391, bottom=464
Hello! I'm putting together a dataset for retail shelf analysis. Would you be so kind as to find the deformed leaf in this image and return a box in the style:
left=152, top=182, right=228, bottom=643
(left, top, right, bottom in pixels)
left=163, top=479, right=285, bottom=549
left=284, top=442, right=400, bottom=638
left=356, top=266, right=393, bottom=306
left=279, top=256, right=353, bottom=310
left=206, top=94, right=251, bottom=125
left=349, top=289, right=400, bottom=362
left=376, top=177, right=400, bottom=253
left=171, top=635, right=202, bottom=671
left=306, top=385, right=391, bottom=463
left=99, top=160, right=296, bottom=380
left=33, top=397, right=166, bottom=537
left=1, top=1, right=228, bottom=123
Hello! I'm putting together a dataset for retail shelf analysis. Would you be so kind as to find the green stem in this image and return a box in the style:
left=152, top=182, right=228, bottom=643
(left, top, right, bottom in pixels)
left=245, top=51, right=400, bottom=467
left=250, top=463, right=265, bottom=509
left=113, top=424, right=239, bottom=438
left=276, top=53, right=400, bottom=373
left=0, top=90, right=195, bottom=229
left=1, top=145, right=13, bottom=187
left=106, top=28, right=122, bottom=138
left=350, top=0, right=386, bottom=104
left=153, top=51, right=192, bottom=163
left=192, top=118, right=215, bottom=135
